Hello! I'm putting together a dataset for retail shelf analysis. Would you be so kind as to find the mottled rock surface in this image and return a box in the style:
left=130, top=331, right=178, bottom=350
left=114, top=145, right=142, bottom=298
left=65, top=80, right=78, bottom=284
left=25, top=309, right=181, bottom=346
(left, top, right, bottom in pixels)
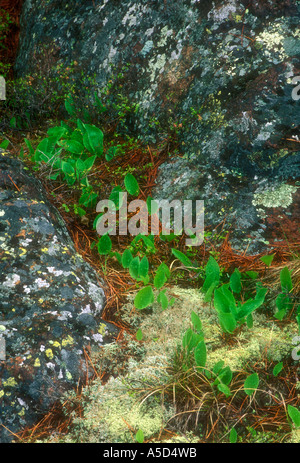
left=0, top=152, right=117, bottom=442
left=14, top=0, right=300, bottom=251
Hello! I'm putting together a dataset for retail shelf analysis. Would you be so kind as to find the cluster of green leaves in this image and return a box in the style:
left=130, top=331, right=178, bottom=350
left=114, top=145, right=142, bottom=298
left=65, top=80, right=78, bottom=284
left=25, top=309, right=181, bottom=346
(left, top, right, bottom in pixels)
left=201, top=256, right=268, bottom=334
left=260, top=254, right=298, bottom=321
left=25, top=97, right=124, bottom=218
left=181, top=311, right=260, bottom=399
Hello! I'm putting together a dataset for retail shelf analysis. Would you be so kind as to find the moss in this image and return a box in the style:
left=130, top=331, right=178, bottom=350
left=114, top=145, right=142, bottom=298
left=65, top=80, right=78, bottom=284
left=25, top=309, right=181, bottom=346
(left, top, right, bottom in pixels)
left=41, top=284, right=299, bottom=443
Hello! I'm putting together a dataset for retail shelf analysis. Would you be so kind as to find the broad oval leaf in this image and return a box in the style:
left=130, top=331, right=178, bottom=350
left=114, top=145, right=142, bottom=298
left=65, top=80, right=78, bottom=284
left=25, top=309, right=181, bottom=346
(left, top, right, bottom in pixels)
left=244, top=373, right=259, bottom=396
left=154, top=267, right=167, bottom=289
left=121, top=249, right=133, bottom=269
left=139, top=256, right=149, bottom=278
left=287, top=405, right=300, bottom=428
left=97, top=233, right=112, bottom=255
left=83, top=124, right=104, bottom=156
left=129, top=256, right=140, bottom=280
left=134, top=286, right=154, bottom=310
left=124, top=173, right=139, bottom=196
left=136, top=429, right=144, bottom=443
left=273, top=362, right=283, bottom=377
left=260, top=254, right=275, bottom=267
left=229, top=427, right=238, bottom=443
left=202, top=256, right=220, bottom=292
left=230, top=268, right=242, bottom=294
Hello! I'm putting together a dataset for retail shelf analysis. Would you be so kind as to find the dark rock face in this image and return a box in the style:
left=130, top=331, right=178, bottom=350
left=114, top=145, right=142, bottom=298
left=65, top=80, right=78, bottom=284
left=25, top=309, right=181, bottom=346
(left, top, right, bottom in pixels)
left=0, top=152, right=117, bottom=442
left=14, top=0, right=300, bottom=251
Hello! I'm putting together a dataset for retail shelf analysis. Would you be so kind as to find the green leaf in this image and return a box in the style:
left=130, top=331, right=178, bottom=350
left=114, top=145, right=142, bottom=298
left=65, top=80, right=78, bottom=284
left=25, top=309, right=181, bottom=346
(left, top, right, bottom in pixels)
left=77, top=118, right=86, bottom=132
left=134, top=286, right=154, bottom=310
left=260, top=254, right=275, bottom=267
left=229, top=268, right=242, bottom=293
left=83, top=124, right=104, bottom=156
left=244, top=373, right=259, bottom=396
left=124, top=173, right=139, bottom=196
left=214, top=286, right=235, bottom=315
left=202, top=256, right=220, bottom=292
left=84, top=155, right=96, bottom=171
left=194, top=340, right=207, bottom=368
left=287, top=405, right=300, bottom=428
left=191, top=311, right=202, bottom=333
left=217, top=383, right=231, bottom=398
left=273, top=362, right=283, bottom=377
left=59, top=139, right=84, bottom=154
left=121, top=249, right=133, bottom=269
left=129, top=256, right=140, bottom=280
left=79, top=190, right=98, bottom=208
left=237, top=287, right=268, bottom=320
left=280, top=267, right=293, bottom=293
left=65, top=98, right=76, bottom=116
left=97, top=233, right=112, bottom=255
left=213, top=360, right=225, bottom=376
left=47, top=126, right=67, bottom=140
left=182, top=329, right=203, bottom=352
left=9, top=116, right=16, bottom=128
left=157, top=290, right=169, bottom=310
left=203, top=281, right=218, bottom=303
left=245, top=271, right=259, bottom=280
left=218, top=312, right=237, bottom=334
left=136, top=329, right=143, bottom=341
left=246, top=313, right=253, bottom=328
left=24, top=138, right=34, bottom=156
left=139, top=256, right=149, bottom=278
left=0, top=139, right=9, bottom=149
left=105, top=145, right=120, bottom=162
left=112, top=251, right=122, bottom=265
left=75, top=158, right=86, bottom=176
left=229, top=427, right=238, bottom=443
left=154, top=267, right=167, bottom=289
left=215, top=366, right=233, bottom=386
left=171, top=248, right=192, bottom=267
left=35, top=138, right=55, bottom=163
left=136, top=429, right=144, bottom=443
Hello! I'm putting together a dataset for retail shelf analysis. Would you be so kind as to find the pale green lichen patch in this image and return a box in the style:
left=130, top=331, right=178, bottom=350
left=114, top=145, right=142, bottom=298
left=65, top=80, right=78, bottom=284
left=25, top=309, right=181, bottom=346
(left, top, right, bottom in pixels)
left=252, top=183, right=298, bottom=209
left=46, top=285, right=298, bottom=443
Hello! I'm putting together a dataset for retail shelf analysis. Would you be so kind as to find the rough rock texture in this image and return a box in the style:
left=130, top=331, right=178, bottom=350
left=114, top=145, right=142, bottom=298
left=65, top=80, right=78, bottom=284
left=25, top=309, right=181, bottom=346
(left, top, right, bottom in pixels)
left=14, top=0, right=300, bottom=251
left=0, top=152, right=117, bottom=442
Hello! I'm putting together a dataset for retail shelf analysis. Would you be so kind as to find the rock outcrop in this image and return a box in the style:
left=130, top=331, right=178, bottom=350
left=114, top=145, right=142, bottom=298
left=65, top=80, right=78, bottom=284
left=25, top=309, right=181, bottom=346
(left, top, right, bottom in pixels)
left=14, top=0, right=300, bottom=251
left=0, top=152, right=117, bottom=442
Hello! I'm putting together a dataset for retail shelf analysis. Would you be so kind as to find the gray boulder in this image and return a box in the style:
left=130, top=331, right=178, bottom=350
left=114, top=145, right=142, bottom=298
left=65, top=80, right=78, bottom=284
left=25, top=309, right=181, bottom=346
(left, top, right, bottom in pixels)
left=14, top=0, right=300, bottom=251
left=0, top=152, right=117, bottom=442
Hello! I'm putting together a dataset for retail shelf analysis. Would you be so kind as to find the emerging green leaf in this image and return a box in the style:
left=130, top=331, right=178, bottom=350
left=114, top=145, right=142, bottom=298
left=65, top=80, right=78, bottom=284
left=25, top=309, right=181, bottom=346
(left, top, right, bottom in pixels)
left=244, top=373, right=259, bottom=395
